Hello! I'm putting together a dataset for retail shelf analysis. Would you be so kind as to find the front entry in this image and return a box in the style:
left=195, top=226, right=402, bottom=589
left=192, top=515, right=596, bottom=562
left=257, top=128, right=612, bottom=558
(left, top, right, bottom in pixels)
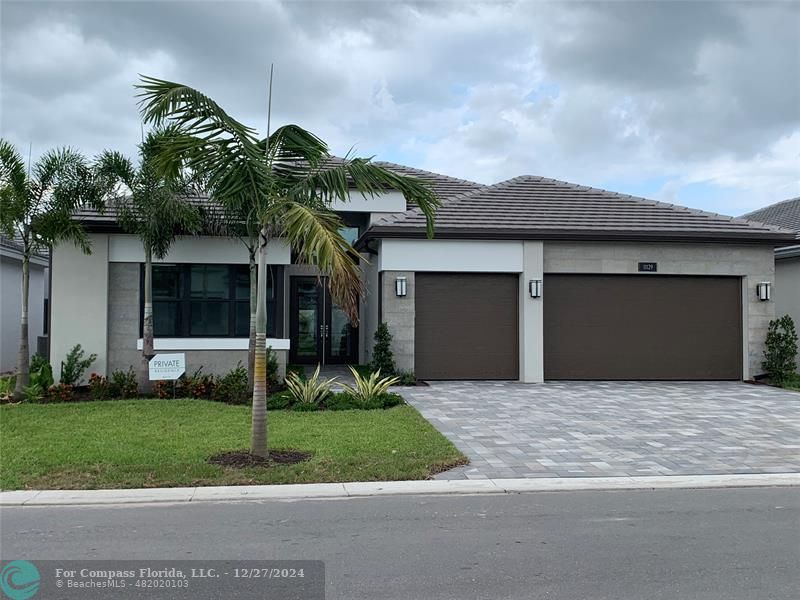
left=289, top=276, right=358, bottom=365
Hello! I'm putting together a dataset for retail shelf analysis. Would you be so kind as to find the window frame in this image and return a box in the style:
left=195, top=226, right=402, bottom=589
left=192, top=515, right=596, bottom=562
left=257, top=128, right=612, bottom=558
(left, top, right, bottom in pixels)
left=139, top=264, right=284, bottom=338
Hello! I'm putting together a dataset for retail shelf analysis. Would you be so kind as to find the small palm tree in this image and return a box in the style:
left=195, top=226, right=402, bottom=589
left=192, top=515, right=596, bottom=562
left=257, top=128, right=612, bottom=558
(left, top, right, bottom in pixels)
left=96, top=127, right=203, bottom=391
left=0, top=141, right=105, bottom=399
left=137, top=75, right=440, bottom=457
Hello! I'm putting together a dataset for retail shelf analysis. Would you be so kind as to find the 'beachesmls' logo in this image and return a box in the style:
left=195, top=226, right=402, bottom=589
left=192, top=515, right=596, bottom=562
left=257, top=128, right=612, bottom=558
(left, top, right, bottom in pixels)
left=1, top=560, right=40, bottom=600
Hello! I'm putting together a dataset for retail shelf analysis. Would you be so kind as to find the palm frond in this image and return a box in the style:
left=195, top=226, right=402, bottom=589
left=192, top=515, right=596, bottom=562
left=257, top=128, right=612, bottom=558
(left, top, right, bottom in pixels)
left=278, top=201, right=364, bottom=323
left=0, top=139, right=29, bottom=235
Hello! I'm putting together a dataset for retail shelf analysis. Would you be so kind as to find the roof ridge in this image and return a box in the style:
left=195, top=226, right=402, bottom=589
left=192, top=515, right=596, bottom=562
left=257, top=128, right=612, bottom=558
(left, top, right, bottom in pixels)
left=372, top=160, right=487, bottom=189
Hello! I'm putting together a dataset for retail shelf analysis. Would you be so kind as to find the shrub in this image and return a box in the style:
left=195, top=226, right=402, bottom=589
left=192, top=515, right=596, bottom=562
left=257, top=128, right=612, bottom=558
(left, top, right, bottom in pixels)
left=325, top=390, right=404, bottom=411
left=0, top=375, right=15, bottom=401
left=286, top=364, right=306, bottom=381
left=44, top=383, right=75, bottom=403
left=60, top=344, right=97, bottom=386
left=109, top=367, right=139, bottom=399
left=154, top=380, right=175, bottom=399
left=267, top=347, right=280, bottom=386
left=28, top=357, right=54, bottom=390
left=370, top=323, right=396, bottom=375
left=396, top=371, right=417, bottom=386
left=763, top=315, right=799, bottom=385
left=177, top=368, right=215, bottom=399
left=285, top=364, right=334, bottom=408
left=88, top=373, right=111, bottom=400
left=340, top=367, right=400, bottom=406
left=325, top=392, right=362, bottom=411
left=267, top=391, right=293, bottom=410
left=213, top=363, right=249, bottom=405
left=22, top=383, right=45, bottom=402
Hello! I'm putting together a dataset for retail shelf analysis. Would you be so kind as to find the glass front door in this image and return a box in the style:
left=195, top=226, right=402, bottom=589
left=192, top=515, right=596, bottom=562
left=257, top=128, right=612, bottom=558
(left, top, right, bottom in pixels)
left=289, top=277, right=358, bottom=365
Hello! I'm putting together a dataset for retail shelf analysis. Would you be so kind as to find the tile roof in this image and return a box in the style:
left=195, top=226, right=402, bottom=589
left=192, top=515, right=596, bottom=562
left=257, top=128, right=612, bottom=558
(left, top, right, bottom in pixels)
left=366, top=175, right=795, bottom=244
left=741, top=197, right=800, bottom=240
left=0, top=235, right=49, bottom=260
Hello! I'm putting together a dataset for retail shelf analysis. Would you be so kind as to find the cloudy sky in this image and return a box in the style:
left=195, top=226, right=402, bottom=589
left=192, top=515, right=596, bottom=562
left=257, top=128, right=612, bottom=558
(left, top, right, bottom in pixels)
left=2, top=0, right=798, bottom=215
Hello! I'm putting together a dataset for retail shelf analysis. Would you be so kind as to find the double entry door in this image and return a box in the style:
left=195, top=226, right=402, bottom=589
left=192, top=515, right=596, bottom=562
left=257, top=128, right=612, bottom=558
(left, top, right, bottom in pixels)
left=289, top=276, right=358, bottom=365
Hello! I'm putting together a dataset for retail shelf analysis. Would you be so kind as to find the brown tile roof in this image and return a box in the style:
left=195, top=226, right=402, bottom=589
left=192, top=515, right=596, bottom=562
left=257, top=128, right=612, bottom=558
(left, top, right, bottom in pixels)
left=741, top=197, right=800, bottom=241
left=371, top=161, right=485, bottom=198
left=366, top=175, right=795, bottom=244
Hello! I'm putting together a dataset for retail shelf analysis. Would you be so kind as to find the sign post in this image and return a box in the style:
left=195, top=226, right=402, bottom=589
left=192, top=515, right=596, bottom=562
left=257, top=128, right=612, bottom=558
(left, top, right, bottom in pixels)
left=148, top=353, right=186, bottom=381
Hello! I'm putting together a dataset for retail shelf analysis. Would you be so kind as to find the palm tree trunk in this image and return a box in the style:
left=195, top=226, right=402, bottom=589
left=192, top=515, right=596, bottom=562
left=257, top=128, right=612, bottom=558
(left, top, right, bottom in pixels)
left=141, top=246, right=154, bottom=394
left=13, top=253, right=30, bottom=400
left=247, top=246, right=257, bottom=394
left=250, top=227, right=269, bottom=457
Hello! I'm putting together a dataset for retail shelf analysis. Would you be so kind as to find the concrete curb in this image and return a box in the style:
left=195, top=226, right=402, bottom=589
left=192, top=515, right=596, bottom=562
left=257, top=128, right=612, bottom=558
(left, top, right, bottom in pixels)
left=2, top=473, right=798, bottom=507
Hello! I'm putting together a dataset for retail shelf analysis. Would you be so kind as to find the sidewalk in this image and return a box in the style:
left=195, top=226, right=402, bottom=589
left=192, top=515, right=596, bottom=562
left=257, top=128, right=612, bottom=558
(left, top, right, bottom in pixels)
left=2, top=473, right=798, bottom=506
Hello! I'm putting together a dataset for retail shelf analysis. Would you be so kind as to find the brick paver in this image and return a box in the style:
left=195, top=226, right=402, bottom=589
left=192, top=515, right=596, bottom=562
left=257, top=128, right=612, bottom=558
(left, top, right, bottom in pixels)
left=401, top=381, right=800, bottom=480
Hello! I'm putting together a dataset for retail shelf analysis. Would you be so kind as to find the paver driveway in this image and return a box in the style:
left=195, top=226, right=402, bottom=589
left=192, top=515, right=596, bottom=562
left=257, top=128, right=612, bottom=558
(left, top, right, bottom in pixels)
left=401, top=381, right=800, bottom=480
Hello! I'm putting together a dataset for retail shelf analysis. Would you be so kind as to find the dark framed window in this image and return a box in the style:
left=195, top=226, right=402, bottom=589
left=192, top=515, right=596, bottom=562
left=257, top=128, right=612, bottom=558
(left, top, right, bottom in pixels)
left=140, top=264, right=283, bottom=338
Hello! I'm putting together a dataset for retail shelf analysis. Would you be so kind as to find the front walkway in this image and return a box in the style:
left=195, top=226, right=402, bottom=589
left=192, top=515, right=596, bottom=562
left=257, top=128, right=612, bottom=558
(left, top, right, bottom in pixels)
left=401, top=381, right=800, bottom=480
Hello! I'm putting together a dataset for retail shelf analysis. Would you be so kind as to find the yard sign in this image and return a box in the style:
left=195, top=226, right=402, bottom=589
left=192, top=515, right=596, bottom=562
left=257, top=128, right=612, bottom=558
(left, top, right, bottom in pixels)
left=148, top=353, right=186, bottom=381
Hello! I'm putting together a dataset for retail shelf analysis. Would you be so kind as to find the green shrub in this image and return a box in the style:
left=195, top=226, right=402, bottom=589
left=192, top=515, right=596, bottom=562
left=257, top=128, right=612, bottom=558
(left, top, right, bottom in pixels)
left=60, top=344, right=97, bottom=386
left=396, top=371, right=417, bottom=386
left=341, top=367, right=400, bottom=405
left=370, top=323, right=396, bottom=375
left=381, top=392, right=404, bottom=408
left=28, top=357, right=54, bottom=390
left=325, top=390, right=404, bottom=411
left=213, top=363, right=249, bottom=405
left=763, top=315, right=799, bottom=385
left=22, top=383, right=45, bottom=403
left=109, top=367, right=138, bottom=399
left=0, top=375, right=15, bottom=400
left=325, top=392, right=362, bottom=411
left=267, top=347, right=280, bottom=386
left=286, top=364, right=306, bottom=381
left=267, top=391, right=293, bottom=410
left=285, top=364, right=334, bottom=408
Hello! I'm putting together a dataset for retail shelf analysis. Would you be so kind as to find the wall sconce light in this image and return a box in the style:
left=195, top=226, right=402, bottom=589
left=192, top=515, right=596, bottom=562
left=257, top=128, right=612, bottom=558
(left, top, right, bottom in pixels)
left=529, top=279, right=542, bottom=299
left=756, top=281, right=771, bottom=301
left=395, top=276, right=407, bottom=297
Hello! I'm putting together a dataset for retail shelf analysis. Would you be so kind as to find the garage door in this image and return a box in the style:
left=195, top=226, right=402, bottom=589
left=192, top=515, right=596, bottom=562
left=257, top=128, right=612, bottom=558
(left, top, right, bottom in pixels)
left=415, top=273, right=519, bottom=379
left=544, top=275, right=742, bottom=380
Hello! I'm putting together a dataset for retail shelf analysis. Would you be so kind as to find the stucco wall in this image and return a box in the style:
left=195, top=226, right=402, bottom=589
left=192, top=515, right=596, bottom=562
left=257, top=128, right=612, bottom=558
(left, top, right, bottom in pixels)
left=0, top=257, right=46, bottom=373
left=543, top=241, right=776, bottom=379
left=380, top=271, right=415, bottom=372
left=50, top=234, right=109, bottom=381
left=775, top=257, right=800, bottom=369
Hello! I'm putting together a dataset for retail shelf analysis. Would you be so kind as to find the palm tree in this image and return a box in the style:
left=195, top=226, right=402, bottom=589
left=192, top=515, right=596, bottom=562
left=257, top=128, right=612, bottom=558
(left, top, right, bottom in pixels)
left=137, top=75, right=440, bottom=457
left=0, top=141, right=105, bottom=399
left=95, top=127, right=203, bottom=392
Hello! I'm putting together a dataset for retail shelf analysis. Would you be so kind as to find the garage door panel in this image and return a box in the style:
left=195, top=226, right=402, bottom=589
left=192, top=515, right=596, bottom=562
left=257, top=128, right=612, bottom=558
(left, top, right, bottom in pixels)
left=544, top=275, right=742, bottom=380
left=415, top=273, right=519, bottom=380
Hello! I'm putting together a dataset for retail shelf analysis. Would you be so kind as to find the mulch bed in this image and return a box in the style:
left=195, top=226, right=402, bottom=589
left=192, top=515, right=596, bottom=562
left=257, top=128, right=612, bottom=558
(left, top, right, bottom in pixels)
left=208, top=449, right=312, bottom=469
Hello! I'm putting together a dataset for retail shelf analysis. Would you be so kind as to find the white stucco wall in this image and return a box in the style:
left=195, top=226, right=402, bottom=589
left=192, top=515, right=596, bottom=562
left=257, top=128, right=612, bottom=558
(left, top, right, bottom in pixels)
left=379, top=239, right=523, bottom=272
left=108, top=235, right=291, bottom=264
left=50, top=234, right=109, bottom=380
left=775, top=256, right=800, bottom=369
left=0, top=256, right=46, bottom=373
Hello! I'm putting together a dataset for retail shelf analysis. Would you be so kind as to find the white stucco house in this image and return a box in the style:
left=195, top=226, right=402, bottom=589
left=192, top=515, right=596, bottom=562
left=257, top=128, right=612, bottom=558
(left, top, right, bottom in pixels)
left=49, top=162, right=795, bottom=383
left=0, top=236, right=49, bottom=373
left=742, top=197, right=800, bottom=369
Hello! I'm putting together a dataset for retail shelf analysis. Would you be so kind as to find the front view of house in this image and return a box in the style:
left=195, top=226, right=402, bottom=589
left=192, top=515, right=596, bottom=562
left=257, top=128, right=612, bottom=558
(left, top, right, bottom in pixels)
left=49, top=163, right=794, bottom=383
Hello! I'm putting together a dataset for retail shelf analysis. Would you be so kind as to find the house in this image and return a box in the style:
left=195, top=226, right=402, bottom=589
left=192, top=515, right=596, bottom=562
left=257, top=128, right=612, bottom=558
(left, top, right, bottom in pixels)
left=48, top=163, right=795, bottom=383
left=0, top=236, right=49, bottom=373
left=741, top=197, right=800, bottom=368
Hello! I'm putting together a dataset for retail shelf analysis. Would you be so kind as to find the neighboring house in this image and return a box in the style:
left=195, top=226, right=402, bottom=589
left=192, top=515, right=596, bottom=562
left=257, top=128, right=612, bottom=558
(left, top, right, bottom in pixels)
left=0, top=236, right=49, bottom=373
left=49, top=164, right=794, bottom=383
left=742, top=197, right=800, bottom=369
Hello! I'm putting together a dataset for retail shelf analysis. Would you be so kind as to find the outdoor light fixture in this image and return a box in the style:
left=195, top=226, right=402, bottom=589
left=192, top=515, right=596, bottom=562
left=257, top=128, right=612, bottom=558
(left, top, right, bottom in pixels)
left=756, top=281, right=772, bottom=301
left=395, top=276, right=408, bottom=297
left=529, top=279, right=542, bottom=299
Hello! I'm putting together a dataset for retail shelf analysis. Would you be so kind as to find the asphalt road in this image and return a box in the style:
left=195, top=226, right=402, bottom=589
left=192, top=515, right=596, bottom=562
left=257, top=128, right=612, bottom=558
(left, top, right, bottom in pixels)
left=1, top=488, right=798, bottom=599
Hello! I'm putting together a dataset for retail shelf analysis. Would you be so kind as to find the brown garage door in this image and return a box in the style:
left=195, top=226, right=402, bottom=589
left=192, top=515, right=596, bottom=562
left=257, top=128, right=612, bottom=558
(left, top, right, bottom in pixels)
left=415, top=273, right=519, bottom=380
left=544, top=274, right=742, bottom=380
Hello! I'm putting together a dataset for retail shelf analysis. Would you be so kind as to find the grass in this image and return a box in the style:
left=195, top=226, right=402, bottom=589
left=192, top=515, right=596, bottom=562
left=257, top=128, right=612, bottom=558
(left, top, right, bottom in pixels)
left=0, top=400, right=466, bottom=490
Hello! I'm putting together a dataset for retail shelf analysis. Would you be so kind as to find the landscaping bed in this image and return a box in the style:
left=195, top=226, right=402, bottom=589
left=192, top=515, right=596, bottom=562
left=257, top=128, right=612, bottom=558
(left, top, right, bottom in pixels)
left=0, top=400, right=467, bottom=490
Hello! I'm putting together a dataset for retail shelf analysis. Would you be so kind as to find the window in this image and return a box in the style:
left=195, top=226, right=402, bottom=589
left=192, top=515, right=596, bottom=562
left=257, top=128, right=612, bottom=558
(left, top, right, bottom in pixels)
left=141, top=264, right=282, bottom=338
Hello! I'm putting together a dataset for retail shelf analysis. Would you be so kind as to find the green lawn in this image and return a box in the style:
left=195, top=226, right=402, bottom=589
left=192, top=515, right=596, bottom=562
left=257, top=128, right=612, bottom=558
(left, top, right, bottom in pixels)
left=0, top=400, right=466, bottom=490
